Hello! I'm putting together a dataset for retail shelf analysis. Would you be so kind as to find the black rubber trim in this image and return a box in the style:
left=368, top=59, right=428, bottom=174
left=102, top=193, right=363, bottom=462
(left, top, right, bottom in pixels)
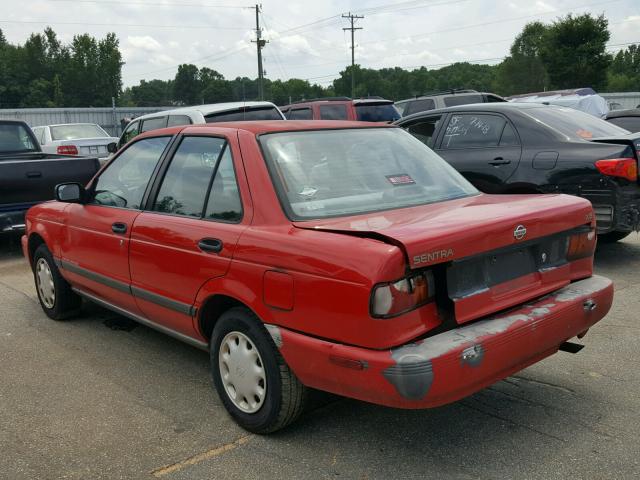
left=130, top=285, right=192, bottom=316
left=61, top=260, right=131, bottom=294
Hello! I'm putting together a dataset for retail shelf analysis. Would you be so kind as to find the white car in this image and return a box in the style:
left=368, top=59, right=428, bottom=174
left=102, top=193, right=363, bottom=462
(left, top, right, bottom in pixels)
left=116, top=101, right=285, bottom=150
left=32, top=123, right=119, bottom=161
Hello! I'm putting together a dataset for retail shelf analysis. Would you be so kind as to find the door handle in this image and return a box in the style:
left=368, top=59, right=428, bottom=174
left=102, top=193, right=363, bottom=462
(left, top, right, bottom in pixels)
left=26, top=171, right=42, bottom=178
left=489, top=157, right=511, bottom=166
left=111, top=222, right=127, bottom=234
left=198, top=238, right=223, bottom=253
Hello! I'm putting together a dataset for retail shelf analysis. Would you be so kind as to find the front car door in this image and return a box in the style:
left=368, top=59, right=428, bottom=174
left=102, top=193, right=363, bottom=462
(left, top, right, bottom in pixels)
left=129, top=132, right=249, bottom=337
left=61, top=136, right=172, bottom=312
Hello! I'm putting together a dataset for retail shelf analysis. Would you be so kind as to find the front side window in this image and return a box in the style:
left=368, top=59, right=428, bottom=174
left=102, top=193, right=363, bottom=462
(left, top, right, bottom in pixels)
left=441, top=114, right=506, bottom=149
left=319, top=104, right=348, bottom=120
left=51, top=124, right=109, bottom=140
left=141, top=116, right=168, bottom=133
left=405, top=116, right=443, bottom=148
left=288, top=108, right=313, bottom=120
left=153, top=136, right=227, bottom=218
left=92, top=136, right=170, bottom=209
left=260, top=128, right=477, bottom=220
left=121, top=120, right=139, bottom=145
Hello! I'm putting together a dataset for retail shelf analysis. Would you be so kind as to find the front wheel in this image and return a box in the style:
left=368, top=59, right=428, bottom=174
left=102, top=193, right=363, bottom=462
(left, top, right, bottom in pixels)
left=210, top=307, right=307, bottom=433
left=33, top=244, right=81, bottom=320
left=598, top=231, right=631, bottom=243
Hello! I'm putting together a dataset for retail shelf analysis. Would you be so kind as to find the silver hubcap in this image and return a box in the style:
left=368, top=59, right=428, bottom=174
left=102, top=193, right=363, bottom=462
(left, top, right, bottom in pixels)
left=218, top=331, right=266, bottom=413
left=36, top=258, right=55, bottom=309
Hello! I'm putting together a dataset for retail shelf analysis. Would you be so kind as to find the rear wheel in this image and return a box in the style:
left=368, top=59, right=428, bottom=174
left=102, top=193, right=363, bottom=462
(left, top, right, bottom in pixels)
left=598, top=231, right=631, bottom=243
left=210, top=307, right=307, bottom=433
left=33, top=244, right=81, bottom=320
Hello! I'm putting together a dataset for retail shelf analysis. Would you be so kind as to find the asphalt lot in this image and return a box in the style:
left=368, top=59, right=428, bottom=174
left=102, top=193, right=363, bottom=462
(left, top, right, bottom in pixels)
left=1, top=235, right=639, bottom=480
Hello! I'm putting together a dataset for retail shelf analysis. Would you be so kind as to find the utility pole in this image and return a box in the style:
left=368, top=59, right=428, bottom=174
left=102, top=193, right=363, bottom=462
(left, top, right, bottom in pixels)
left=342, top=12, right=363, bottom=98
left=252, top=4, right=267, bottom=100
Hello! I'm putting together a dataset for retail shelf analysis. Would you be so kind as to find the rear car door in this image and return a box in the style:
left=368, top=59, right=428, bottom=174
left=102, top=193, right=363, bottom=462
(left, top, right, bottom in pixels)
left=61, top=136, right=171, bottom=312
left=435, top=112, right=522, bottom=193
left=129, top=133, right=248, bottom=337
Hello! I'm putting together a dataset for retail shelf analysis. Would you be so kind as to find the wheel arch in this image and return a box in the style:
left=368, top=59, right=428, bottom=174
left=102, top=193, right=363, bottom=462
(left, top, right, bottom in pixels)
left=198, top=293, right=257, bottom=341
left=27, top=232, right=47, bottom=268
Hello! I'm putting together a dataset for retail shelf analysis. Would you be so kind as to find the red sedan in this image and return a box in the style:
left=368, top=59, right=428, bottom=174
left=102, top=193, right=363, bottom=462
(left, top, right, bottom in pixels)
left=22, top=121, right=613, bottom=433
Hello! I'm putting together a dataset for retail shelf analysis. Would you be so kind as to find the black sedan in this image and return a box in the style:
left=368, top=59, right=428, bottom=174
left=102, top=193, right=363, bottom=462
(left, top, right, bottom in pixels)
left=395, top=103, right=640, bottom=242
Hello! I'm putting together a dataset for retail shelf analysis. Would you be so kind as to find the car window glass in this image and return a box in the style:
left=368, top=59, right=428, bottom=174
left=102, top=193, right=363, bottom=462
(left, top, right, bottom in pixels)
left=288, top=108, right=313, bottom=120
left=405, top=99, right=436, bottom=116
left=406, top=116, right=442, bottom=148
left=205, top=107, right=282, bottom=122
left=153, top=136, right=227, bottom=217
left=167, top=115, right=193, bottom=127
left=141, top=116, right=168, bottom=133
left=319, top=104, right=348, bottom=120
left=442, top=114, right=506, bottom=148
left=444, top=94, right=483, bottom=107
left=205, top=146, right=243, bottom=222
left=499, top=122, right=520, bottom=146
left=486, top=95, right=506, bottom=103
left=0, top=124, right=38, bottom=152
left=122, top=121, right=139, bottom=144
left=355, top=104, right=400, bottom=122
left=92, top=136, right=170, bottom=209
left=608, top=117, right=640, bottom=133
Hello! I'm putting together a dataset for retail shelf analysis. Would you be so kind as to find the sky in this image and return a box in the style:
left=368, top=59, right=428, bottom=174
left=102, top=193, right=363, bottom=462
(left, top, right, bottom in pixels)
left=1, top=0, right=638, bottom=87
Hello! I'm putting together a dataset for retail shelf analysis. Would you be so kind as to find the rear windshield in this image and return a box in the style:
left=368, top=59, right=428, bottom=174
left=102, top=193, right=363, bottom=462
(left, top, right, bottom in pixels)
left=206, top=106, right=283, bottom=123
left=526, top=106, right=630, bottom=139
left=260, top=128, right=477, bottom=220
left=51, top=124, right=109, bottom=140
left=0, top=123, right=38, bottom=154
left=355, top=103, right=401, bottom=122
left=444, top=94, right=483, bottom=107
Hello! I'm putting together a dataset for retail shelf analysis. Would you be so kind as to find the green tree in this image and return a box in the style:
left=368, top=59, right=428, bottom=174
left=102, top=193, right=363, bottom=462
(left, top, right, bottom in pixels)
left=173, top=64, right=201, bottom=105
left=607, top=45, right=640, bottom=91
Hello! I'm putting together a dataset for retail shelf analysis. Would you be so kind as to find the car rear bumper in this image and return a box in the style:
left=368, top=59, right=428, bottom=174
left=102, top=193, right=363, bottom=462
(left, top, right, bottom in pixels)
left=582, top=186, right=640, bottom=233
left=268, top=275, right=613, bottom=409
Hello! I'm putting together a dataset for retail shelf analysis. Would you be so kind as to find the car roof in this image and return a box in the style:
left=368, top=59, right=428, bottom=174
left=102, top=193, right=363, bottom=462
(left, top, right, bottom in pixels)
left=397, top=101, right=546, bottom=121
left=606, top=108, right=640, bottom=119
left=283, top=97, right=393, bottom=109
left=135, top=101, right=280, bottom=121
left=44, top=123, right=102, bottom=127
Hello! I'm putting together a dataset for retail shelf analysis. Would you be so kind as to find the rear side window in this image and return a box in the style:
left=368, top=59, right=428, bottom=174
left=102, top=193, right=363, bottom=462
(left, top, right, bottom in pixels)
left=442, top=114, right=506, bottom=149
left=444, top=94, right=483, bottom=107
left=499, top=122, right=520, bottom=146
left=141, top=116, right=168, bottom=133
left=405, top=116, right=443, bottom=148
left=355, top=104, right=401, bottom=122
left=404, top=99, right=436, bottom=116
left=167, top=115, right=192, bottom=127
left=287, top=108, right=313, bottom=120
left=153, top=136, right=227, bottom=217
left=319, top=104, right=348, bottom=120
left=205, top=107, right=282, bottom=122
left=607, top=116, right=640, bottom=133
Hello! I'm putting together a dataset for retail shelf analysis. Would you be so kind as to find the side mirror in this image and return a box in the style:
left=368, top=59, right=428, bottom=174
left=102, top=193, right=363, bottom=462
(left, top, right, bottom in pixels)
left=55, top=183, right=85, bottom=204
left=107, top=142, right=118, bottom=154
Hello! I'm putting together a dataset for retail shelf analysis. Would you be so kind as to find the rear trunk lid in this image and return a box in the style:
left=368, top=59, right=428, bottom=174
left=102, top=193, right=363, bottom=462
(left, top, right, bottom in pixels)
left=59, top=137, right=118, bottom=158
left=294, top=193, right=594, bottom=324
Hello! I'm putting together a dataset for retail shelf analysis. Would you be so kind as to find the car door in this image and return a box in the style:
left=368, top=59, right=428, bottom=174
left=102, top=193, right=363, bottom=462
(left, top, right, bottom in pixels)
left=61, top=136, right=172, bottom=313
left=434, top=112, right=522, bottom=193
left=128, top=133, right=248, bottom=337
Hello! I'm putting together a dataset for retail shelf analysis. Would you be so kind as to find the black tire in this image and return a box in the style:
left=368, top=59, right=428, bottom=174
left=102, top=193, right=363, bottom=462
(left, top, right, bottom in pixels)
left=210, top=307, right=307, bottom=434
left=33, top=244, right=81, bottom=320
left=598, top=231, right=631, bottom=243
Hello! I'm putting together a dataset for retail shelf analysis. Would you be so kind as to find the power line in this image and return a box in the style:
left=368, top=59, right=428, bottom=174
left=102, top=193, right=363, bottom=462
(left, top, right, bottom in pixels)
left=342, top=12, right=364, bottom=97
left=0, top=19, right=247, bottom=30
left=48, top=0, right=251, bottom=7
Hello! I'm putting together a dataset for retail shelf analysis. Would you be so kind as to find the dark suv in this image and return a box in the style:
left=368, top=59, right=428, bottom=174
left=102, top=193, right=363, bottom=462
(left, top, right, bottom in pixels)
left=280, top=97, right=400, bottom=123
left=395, top=90, right=506, bottom=117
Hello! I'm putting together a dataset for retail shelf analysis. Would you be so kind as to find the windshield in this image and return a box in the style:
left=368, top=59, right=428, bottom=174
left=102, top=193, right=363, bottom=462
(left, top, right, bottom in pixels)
left=0, top=123, right=38, bottom=154
left=51, top=124, right=109, bottom=140
left=526, top=106, right=630, bottom=140
left=206, top=106, right=283, bottom=122
left=355, top=103, right=401, bottom=122
left=260, top=128, right=477, bottom=220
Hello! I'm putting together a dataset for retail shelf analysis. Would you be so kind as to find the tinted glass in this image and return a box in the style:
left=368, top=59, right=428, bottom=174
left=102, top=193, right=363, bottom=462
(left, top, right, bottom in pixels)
left=205, top=107, right=282, bottom=122
left=394, top=102, right=408, bottom=116
left=51, top=124, right=109, bottom=140
left=167, top=115, right=193, bottom=127
left=92, top=136, right=170, bottom=209
left=442, top=114, right=506, bottom=148
left=607, top=116, right=640, bottom=133
left=121, top=120, right=139, bottom=145
left=205, top=146, right=243, bottom=222
left=526, top=106, right=630, bottom=139
left=355, top=103, right=401, bottom=122
left=499, top=122, right=520, bottom=146
left=405, top=116, right=443, bottom=148
left=486, top=94, right=506, bottom=103
left=404, top=99, right=436, bottom=116
left=0, top=123, right=37, bottom=153
left=444, top=94, right=483, bottom=107
left=153, top=136, right=226, bottom=217
left=288, top=108, right=313, bottom=120
left=141, top=116, right=168, bottom=133
left=319, top=104, right=348, bottom=120
left=260, top=128, right=477, bottom=220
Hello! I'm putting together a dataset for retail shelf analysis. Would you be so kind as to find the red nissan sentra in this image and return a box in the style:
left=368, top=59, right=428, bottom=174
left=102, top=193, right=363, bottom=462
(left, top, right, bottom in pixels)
left=22, top=121, right=613, bottom=433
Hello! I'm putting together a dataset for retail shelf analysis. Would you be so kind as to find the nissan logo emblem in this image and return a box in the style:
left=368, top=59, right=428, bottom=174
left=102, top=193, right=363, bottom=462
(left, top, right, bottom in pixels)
left=514, top=225, right=527, bottom=240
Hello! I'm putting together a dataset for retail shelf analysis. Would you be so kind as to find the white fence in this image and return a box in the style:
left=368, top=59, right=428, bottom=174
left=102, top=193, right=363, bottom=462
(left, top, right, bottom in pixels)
left=601, top=92, right=640, bottom=111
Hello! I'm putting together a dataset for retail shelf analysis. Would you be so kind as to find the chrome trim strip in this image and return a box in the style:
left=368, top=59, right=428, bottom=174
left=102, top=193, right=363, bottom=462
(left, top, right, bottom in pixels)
left=131, top=285, right=192, bottom=316
left=61, top=260, right=131, bottom=294
left=72, top=287, right=208, bottom=351
left=2, top=224, right=26, bottom=232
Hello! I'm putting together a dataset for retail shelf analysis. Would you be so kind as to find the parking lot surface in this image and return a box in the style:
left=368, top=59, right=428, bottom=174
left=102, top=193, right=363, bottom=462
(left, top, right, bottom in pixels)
left=1, top=235, right=639, bottom=480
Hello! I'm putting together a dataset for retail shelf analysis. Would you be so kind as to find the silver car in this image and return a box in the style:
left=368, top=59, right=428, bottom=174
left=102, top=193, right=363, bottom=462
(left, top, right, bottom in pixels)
left=32, top=123, right=118, bottom=161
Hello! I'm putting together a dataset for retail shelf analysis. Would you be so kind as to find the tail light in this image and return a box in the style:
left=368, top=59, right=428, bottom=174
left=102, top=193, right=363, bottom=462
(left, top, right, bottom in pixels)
left=57, top=145, right=79, bottom=155
left=371, top=271, right=435, bottom=318
left=567, top=228, right=597, bottom=261
left=595, top=158, right=637, bottom=181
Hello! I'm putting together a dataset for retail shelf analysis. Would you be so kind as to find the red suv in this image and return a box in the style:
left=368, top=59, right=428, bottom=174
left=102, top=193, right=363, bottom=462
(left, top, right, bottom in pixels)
left=281, top=97, right=401, bottom=122
left=23, top=121, right=613, bottom=433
